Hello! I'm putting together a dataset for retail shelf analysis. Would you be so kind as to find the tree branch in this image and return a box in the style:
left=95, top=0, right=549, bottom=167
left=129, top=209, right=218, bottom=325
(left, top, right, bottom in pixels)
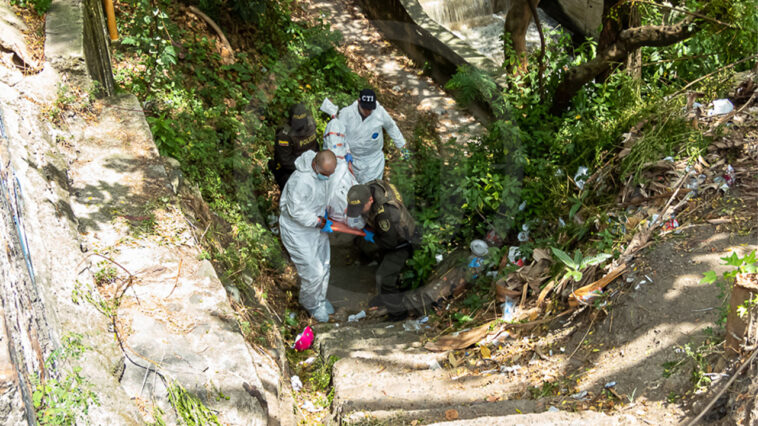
left=550, top=18, right=697, bottom=114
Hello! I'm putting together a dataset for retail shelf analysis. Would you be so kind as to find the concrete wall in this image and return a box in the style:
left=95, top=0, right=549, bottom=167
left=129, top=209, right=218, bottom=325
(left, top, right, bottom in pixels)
left=46, top=0, right=115, bottom=96
left=357, top=0, right=506, bottom=124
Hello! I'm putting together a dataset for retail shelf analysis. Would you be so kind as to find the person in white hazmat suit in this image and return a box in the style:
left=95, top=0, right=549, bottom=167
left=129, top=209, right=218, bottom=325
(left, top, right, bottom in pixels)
left=322, top=118, right=367, bottom=229
left=338, top=89, right=408, bottom=184
left=279, top=150, right=338, bottom=322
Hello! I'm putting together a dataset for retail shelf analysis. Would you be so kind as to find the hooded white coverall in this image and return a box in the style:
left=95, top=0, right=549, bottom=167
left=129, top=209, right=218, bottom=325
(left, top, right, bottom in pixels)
left=279, top=150, right=330, bottom=317
left=338, top=100, right=406, bottom=184
left=323, top=119, right=362, bottom=226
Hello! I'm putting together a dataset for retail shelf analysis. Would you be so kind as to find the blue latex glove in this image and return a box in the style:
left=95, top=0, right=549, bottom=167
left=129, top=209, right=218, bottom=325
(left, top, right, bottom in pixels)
left=344, top=153, right=353, bottom=163
left=321, top=218, right=334, bottom=233
left=400, top=147, right=411, bottom=161
left=362, top=228, right=375, bottom=243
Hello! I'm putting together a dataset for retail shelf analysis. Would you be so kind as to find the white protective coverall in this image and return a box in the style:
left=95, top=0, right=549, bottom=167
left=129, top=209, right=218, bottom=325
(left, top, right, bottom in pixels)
left=338, top=100, right=406, bottom=184
left=324, top=119, right=360, bottom=225
left=279, top=150, right=331, bottom=320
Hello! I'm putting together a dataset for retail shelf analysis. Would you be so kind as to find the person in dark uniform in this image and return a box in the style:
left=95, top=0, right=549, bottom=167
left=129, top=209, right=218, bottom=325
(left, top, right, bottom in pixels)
left=346, top=180, right=419, bottom=321
left=270, top=103, right=319, bottom=190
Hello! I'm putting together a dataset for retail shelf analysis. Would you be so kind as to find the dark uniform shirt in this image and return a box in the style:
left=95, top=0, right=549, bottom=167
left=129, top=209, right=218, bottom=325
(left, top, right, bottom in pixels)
left=274, top=124, right=318, bottom=173
left=364, top=180, right=416, bottom=251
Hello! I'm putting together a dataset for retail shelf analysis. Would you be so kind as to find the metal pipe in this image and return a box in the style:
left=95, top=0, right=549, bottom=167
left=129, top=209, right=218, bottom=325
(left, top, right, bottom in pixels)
left=103, top=0, right=118, bottom=41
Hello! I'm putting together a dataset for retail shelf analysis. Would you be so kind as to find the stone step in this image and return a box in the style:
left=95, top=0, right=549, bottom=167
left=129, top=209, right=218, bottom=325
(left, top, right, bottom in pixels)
left=427, top=410, right=643, bottom=425
left=342, top=399, right=541, bottom=425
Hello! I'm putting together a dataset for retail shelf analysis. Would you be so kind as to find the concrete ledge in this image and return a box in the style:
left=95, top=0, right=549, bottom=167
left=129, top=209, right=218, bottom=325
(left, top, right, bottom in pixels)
left=357, top=0, right=506, bottom=123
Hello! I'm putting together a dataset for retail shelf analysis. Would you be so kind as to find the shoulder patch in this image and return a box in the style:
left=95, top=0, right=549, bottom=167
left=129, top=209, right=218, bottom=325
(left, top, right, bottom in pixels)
left=278, top=140, right=289, bottom=146
left=379, top=219, right=391, bottom=232
left=376, top=206, right=385, bottom=214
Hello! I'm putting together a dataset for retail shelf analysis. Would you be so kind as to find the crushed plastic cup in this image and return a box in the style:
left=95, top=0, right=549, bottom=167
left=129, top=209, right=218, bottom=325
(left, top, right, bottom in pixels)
left=291, top=375, right=303, bottom=392
left=707, top=99, right=734, bottom=116
left=604, top=381, right=617, bottom=389
left=435, top=254, right=444, bottom=264
left=507, top=246, right=522, bottom=264
left=518, top=201, right=527, bottom=211
left=517, top=225, right=530, bottom=242
left=470, top=239, right=489, bottom=257
left=294, top=326, right=314, bottom=351
left=724, top=165, right=735, bottom=186
left=348, top=311, right=366, bottom=322
left=574, top=166, right=589, bottom=190
left=501, top=296, right=517, bottom=322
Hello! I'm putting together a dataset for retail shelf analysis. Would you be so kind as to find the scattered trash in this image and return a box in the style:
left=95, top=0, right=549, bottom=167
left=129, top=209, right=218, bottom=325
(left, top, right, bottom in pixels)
left=508, top=246, right=523, bottom=265
left=300, top=356, right=317, bottom=366
left=435, top=254, right=444, bottom=263
left=662, top=218, right=679, bottom=231
left=574, top=166, right=589, bottom=190
left=707, top=99, right=734, bottom=116
left=518, top=201, right=527, bottom=211
left=571, top=390, right=588, bottom=400
left=470, top=239, right=489, bottom=257
left=485, top=228, right=503, bottom=247
left=301, top=400, right=324, bottom=413
left=548, top=406, right=560, bottom=413
left=501, top=296, right=516, bottom=322
left=500, top=364, right=522, bottom=374
left=555, top=169, right=564, bottom=177
left=419, top=316, right=429, bottom=324
left=724, top=164, right=735, bottom=186
left=290, top=375, right=303, bottom=392
left=427, top=359, right=442, bottom=370
left=480, top=368, right=498, bottom=375
left=634, top=279, right=647, bottom=290
left=604, top=381, right=617, bottom=389
left=385, top=324, right=395, bottom=329
left=558, top=217, right=566, bottom=228
left=403, top=319, right=422, bottom=332
left=663, top=156, right=674, bottom=162
left=392, top=85, right=402, bottom=92
left=348, top=311, right=366, bottom=322
left=294, top=326, right=314, bottom=351
left=517, top=224, right=530, bottom=242
left=485, top=271, right=498, bottom=278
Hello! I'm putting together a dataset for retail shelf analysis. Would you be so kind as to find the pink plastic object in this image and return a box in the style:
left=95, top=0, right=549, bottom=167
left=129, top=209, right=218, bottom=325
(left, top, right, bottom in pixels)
left=294, top=326, right=314, bottom=351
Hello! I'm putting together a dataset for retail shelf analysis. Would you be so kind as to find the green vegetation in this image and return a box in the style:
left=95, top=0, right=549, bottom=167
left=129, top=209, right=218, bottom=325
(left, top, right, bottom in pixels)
left=166, top=382, right=221, bottom=426
left=10, top=0, right=51, bottom=14
left=110, top=0, right=757, bottom=311
left=113, top=0, right=365, bottom=301
left=701, top=250, right=758, bottom=325
left=30, top=334, right=99, bottom=425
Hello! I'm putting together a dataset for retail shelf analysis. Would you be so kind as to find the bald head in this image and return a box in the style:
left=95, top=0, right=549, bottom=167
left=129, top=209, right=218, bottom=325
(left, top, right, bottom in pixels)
left=313, top=150, right=337, bottom=177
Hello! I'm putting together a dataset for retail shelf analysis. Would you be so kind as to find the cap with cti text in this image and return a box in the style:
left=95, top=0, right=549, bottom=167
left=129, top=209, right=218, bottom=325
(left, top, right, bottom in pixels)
left=358, top=89, right=377, bottom=110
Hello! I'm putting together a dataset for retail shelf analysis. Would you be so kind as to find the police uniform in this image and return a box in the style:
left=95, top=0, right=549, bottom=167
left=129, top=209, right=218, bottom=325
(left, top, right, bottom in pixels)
left=270, top=104, right=318, bottom=190
left=357, top=180, right=417, bottom=316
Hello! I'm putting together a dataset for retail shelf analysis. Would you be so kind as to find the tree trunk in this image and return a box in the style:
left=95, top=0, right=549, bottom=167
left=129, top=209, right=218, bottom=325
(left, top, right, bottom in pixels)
left=726, top=273, right=758, bottom=357
left=504, top=0, right=541, bottom=73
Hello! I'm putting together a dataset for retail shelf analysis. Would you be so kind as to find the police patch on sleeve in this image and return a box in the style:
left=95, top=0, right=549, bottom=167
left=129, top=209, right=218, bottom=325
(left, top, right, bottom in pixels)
left=379, top=219, right=391, bottom=232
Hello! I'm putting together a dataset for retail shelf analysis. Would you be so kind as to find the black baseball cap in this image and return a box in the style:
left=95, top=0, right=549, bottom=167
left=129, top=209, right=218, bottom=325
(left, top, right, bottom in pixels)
left=346, top=185, right=371, bottom=217
left=358, top=89, right=377, bottom=110
left=289, top=103, right=315, bottom=135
